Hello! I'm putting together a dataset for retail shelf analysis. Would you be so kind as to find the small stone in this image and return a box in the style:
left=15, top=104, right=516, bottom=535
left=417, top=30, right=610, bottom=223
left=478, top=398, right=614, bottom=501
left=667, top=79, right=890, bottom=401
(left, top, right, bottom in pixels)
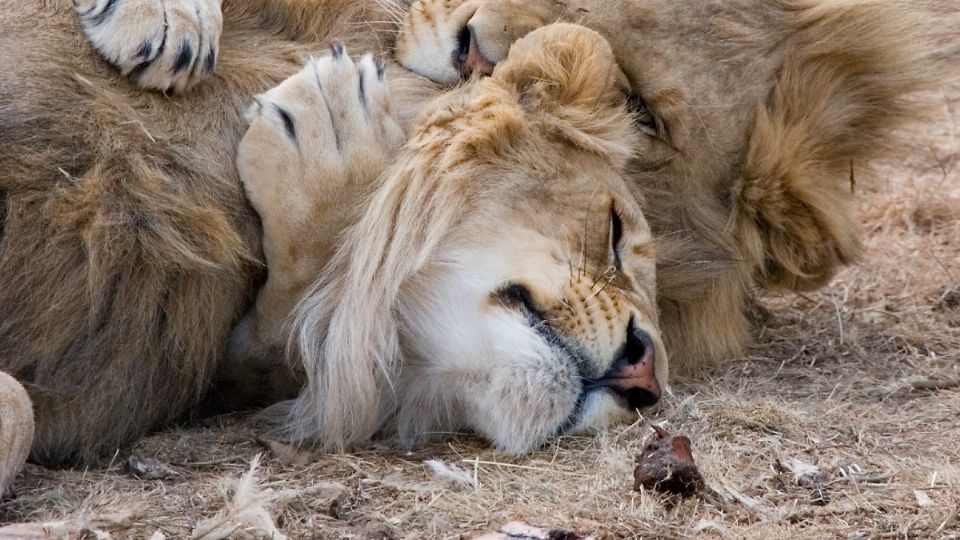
left=126, top=456, right=177, bottom=480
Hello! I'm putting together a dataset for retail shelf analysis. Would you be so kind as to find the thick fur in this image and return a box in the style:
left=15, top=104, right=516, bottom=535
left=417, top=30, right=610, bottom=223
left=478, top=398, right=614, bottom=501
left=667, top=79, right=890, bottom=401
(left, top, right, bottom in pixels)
left=0, top=0, right=435, bottom=466
left=0, top=0, right=953, bottom=465
left=735, top=1, right=951, bottom=291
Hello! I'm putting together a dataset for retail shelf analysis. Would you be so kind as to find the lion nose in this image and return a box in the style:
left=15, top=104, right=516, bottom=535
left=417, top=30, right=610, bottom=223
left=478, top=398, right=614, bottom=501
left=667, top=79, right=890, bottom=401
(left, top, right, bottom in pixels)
left=457, top=25, right=497, bottom=78
left=608, top=322, right=661, bottom=409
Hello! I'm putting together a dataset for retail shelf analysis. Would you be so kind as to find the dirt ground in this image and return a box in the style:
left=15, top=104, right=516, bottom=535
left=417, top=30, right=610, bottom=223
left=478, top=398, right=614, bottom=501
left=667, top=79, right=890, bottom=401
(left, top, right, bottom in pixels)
left=2, top=84, right=958, bottom=540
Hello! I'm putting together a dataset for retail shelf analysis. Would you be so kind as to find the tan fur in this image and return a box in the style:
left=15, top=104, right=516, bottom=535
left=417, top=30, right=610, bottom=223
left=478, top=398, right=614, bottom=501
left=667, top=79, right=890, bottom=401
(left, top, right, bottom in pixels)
left=735, top=1, right=950, bottom=292
left=0, top=371, right=33, bottom=496
left=221, top=50, right=407, bottom=415
left=0, top=0, right=952, bottom=464
left=397, top=0, right=955, bottom=370
left=0, top=0, right=431, bottom=465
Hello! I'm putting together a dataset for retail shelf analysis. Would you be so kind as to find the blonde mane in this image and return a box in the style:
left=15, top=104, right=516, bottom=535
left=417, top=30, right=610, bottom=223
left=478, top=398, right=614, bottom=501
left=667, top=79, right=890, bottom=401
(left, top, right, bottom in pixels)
left=282, top=146, right=473, bottom=448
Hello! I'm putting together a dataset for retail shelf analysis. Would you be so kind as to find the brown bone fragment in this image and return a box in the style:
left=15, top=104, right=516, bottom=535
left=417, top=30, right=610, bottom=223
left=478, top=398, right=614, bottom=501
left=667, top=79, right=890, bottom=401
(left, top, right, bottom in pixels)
left=633, top=426, right=705, bottom=496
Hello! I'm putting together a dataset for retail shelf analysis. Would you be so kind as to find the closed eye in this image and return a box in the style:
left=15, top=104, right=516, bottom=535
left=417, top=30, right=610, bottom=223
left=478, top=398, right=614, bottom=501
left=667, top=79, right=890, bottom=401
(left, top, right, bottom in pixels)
left=610, top=207, right=624, bottom=269
left=628, top=94, right=658, bottom=138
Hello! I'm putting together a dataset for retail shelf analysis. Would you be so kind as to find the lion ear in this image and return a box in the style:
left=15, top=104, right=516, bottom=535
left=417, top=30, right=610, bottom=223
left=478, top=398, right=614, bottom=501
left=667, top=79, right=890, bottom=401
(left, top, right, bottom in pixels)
left=497, top=23, right=626, bottom=107
left=494, top=23, right=635, bottom=159
left=736, top=2, right=952, bottom=291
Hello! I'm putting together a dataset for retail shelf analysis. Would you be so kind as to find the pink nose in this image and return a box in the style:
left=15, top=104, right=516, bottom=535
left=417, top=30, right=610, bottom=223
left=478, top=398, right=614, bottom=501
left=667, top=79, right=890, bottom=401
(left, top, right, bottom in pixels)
left=457, top=26, right=497, bottom=78
left=608, top=326, right=661, bottom=408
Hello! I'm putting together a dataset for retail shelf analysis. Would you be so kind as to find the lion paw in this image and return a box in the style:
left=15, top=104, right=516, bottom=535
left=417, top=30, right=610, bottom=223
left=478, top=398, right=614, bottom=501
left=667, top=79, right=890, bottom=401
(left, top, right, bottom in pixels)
left=238, top=44, right=404, bottom=224
left=237, top=44, right=404, bottom=302
left=74, top=0, right=222, bottom=94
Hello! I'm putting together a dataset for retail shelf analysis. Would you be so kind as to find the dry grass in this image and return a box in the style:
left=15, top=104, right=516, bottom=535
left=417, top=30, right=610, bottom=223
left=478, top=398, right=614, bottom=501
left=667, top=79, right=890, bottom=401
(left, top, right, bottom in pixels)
left=3, top=87, right=959, bottom=540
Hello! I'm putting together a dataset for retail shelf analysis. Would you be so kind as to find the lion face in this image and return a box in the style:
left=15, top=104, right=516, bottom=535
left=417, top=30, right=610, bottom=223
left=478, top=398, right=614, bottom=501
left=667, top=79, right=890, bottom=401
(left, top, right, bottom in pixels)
left=287, top=24, right=666, bottom=453
left=391, top=24, right=667, bottom=452
left=282, top=0, right=945, bottom=452
left=395, top=141, right=665, bottom=453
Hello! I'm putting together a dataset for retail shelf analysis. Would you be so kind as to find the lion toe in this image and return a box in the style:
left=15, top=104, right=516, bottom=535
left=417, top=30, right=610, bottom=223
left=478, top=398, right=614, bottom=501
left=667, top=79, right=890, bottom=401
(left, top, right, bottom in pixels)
left=75, top=0, right=222, bottom=94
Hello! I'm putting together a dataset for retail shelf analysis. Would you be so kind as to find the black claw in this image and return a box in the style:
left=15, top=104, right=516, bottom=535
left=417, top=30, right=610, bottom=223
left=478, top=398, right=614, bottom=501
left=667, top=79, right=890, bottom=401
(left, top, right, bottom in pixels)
left=330, top=40, right=345, bottom=58
left=203, top=48, right=216, bottom=74
left=375, top=57, right=387, bottom=80
left=90, top=0, right=120, bottom=26
left=129, top=33, right=165, bottom=81
left=274, top=104, right=297, bottom=141
left=134, top=40, right=154, bottom=61
left=358, top=69, right=366, bottom=104
left=172, top=41, right=193, bottom=74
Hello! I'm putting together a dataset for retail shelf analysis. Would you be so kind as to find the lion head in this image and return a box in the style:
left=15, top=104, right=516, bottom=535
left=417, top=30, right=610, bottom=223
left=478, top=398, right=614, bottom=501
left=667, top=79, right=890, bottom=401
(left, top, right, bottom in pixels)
left=278, top=24, right=667, bottom=453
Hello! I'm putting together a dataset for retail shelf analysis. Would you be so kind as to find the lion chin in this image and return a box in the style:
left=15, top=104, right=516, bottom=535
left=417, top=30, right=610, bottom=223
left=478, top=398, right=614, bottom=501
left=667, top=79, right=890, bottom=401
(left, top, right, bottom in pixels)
left=0, top=0, right=951, bottom=472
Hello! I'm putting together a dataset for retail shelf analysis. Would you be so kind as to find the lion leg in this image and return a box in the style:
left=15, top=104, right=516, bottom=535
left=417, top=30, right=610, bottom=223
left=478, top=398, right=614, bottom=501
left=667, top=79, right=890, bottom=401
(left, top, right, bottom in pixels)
left=238, top=46, right=404, bottom=345
left=0, top=372, right=34, bottom=498
left=74, top=0, right=223, bottom=93
left=211, top=47, right=404, bottom=411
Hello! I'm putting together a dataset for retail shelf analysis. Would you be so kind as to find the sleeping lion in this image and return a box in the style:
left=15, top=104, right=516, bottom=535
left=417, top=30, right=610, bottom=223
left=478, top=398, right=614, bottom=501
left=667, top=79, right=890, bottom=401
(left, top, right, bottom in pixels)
left=0, top=0, right=951, bottom=481
left=240, top=23, right=664, bottom=453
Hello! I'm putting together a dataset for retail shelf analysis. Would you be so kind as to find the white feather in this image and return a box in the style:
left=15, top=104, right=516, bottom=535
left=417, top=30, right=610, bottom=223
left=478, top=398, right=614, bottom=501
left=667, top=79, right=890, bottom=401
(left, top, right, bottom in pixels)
left=191, top=454, right=288, bottom=540
left=425, top=459, right=476, bottom=488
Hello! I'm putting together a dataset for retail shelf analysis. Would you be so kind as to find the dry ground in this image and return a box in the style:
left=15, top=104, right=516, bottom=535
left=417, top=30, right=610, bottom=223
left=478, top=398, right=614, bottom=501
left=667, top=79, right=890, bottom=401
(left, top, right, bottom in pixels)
left=1, top=87, right=958, bottom=540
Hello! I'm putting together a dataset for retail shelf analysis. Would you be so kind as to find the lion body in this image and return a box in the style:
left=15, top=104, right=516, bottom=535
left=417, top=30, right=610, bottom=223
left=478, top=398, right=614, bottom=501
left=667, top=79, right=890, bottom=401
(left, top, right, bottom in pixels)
left=0, top=0, right=438, bottom=465
left=0, top=0, right=953, bottom=466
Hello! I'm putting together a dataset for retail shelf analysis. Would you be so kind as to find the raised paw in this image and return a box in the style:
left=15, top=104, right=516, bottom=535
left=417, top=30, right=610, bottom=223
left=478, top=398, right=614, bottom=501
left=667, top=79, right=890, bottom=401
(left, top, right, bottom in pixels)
left=238, top=44, right=404, bottom=225
left=74, top=0, right=222, bottom=94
